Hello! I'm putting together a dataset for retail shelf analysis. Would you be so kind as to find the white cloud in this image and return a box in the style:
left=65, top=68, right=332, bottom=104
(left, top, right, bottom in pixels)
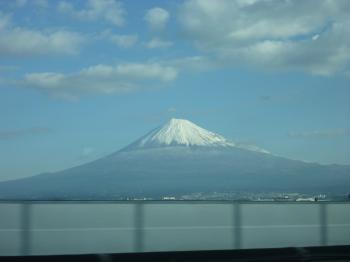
left=58, top=0, right=125, bottom=27
left=178, top=0, right=350, bottom=76
left=145, top=37, right=173, bottom=48
left=24, top=73, right=65, bottom=88
left=0, top=12, right=84, bottom=56
left=100, top=30, right=138, bottom=48
left=312, top=34, right=320, bottom=41
left=0, top=29, right=84, bottom=56
left=110, top=34, right=137, bottom=48
left=145, top=7, right=170, bottom=31
left=21, top=62, right=178, bottom=97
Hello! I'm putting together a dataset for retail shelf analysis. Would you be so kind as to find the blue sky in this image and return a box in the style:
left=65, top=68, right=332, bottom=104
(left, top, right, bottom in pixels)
left=0, top=0, right=350, bottom=181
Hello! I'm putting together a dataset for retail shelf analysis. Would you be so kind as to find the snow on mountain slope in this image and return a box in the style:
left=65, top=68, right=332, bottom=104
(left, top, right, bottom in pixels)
left=126, top=118, right=234, bottom=149
left=123, top=118, right=270, bottom=153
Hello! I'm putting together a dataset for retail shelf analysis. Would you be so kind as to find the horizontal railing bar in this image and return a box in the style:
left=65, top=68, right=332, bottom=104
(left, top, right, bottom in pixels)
left=2, top=224, right=350, bottom=232
left=0, top=200, right=349, bottom=205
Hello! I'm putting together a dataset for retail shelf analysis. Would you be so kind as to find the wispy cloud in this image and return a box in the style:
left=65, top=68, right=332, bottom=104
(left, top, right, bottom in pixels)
left=109, top=34, right=138, bottom=48
left=288, top=129, right=349, bottom=138
left=145, top=37, right=173, bottom=49
left=0, top=127, right=53, bottom=140
left=20, top=62, right=178, bottom=98
left=0, top=11, right=84, bottom=56
left=100, top=30, right=138, bottom=48
left=58, top=0, right=125, bottom=27
left=144, top=7, right=170, bottom=31
left=13, top=54, right=222, bottom=98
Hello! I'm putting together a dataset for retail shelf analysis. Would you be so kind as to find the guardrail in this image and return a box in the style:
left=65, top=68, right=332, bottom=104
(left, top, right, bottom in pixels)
left=1, top=201, right=350, bottom=256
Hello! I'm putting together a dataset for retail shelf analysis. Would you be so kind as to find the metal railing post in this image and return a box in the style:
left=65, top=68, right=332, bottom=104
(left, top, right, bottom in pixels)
left=233, top=202, right=242, bottom=249
left=134, top=202, right=144, bottom=252
left=320, top=203, right=328, bottom=246
left=20, top=203, right=31, bottom=256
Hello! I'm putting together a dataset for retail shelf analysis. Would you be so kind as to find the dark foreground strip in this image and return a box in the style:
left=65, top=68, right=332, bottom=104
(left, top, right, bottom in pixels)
left=1, top=246, right=350, bottom=262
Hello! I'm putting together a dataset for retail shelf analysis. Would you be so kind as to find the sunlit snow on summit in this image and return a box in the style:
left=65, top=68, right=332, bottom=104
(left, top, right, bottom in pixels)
left=124, top=118, right=269, bottom=154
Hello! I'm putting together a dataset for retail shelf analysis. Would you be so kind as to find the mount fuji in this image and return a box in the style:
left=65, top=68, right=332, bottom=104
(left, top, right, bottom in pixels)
left=0, top=118, right=349, bottom=199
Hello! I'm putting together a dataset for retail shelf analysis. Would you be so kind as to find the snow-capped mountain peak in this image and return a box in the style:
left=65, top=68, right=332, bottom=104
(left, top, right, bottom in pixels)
left=134, top=118, right=235, bottom=148
left=122, top=118, right=269, bottom=153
